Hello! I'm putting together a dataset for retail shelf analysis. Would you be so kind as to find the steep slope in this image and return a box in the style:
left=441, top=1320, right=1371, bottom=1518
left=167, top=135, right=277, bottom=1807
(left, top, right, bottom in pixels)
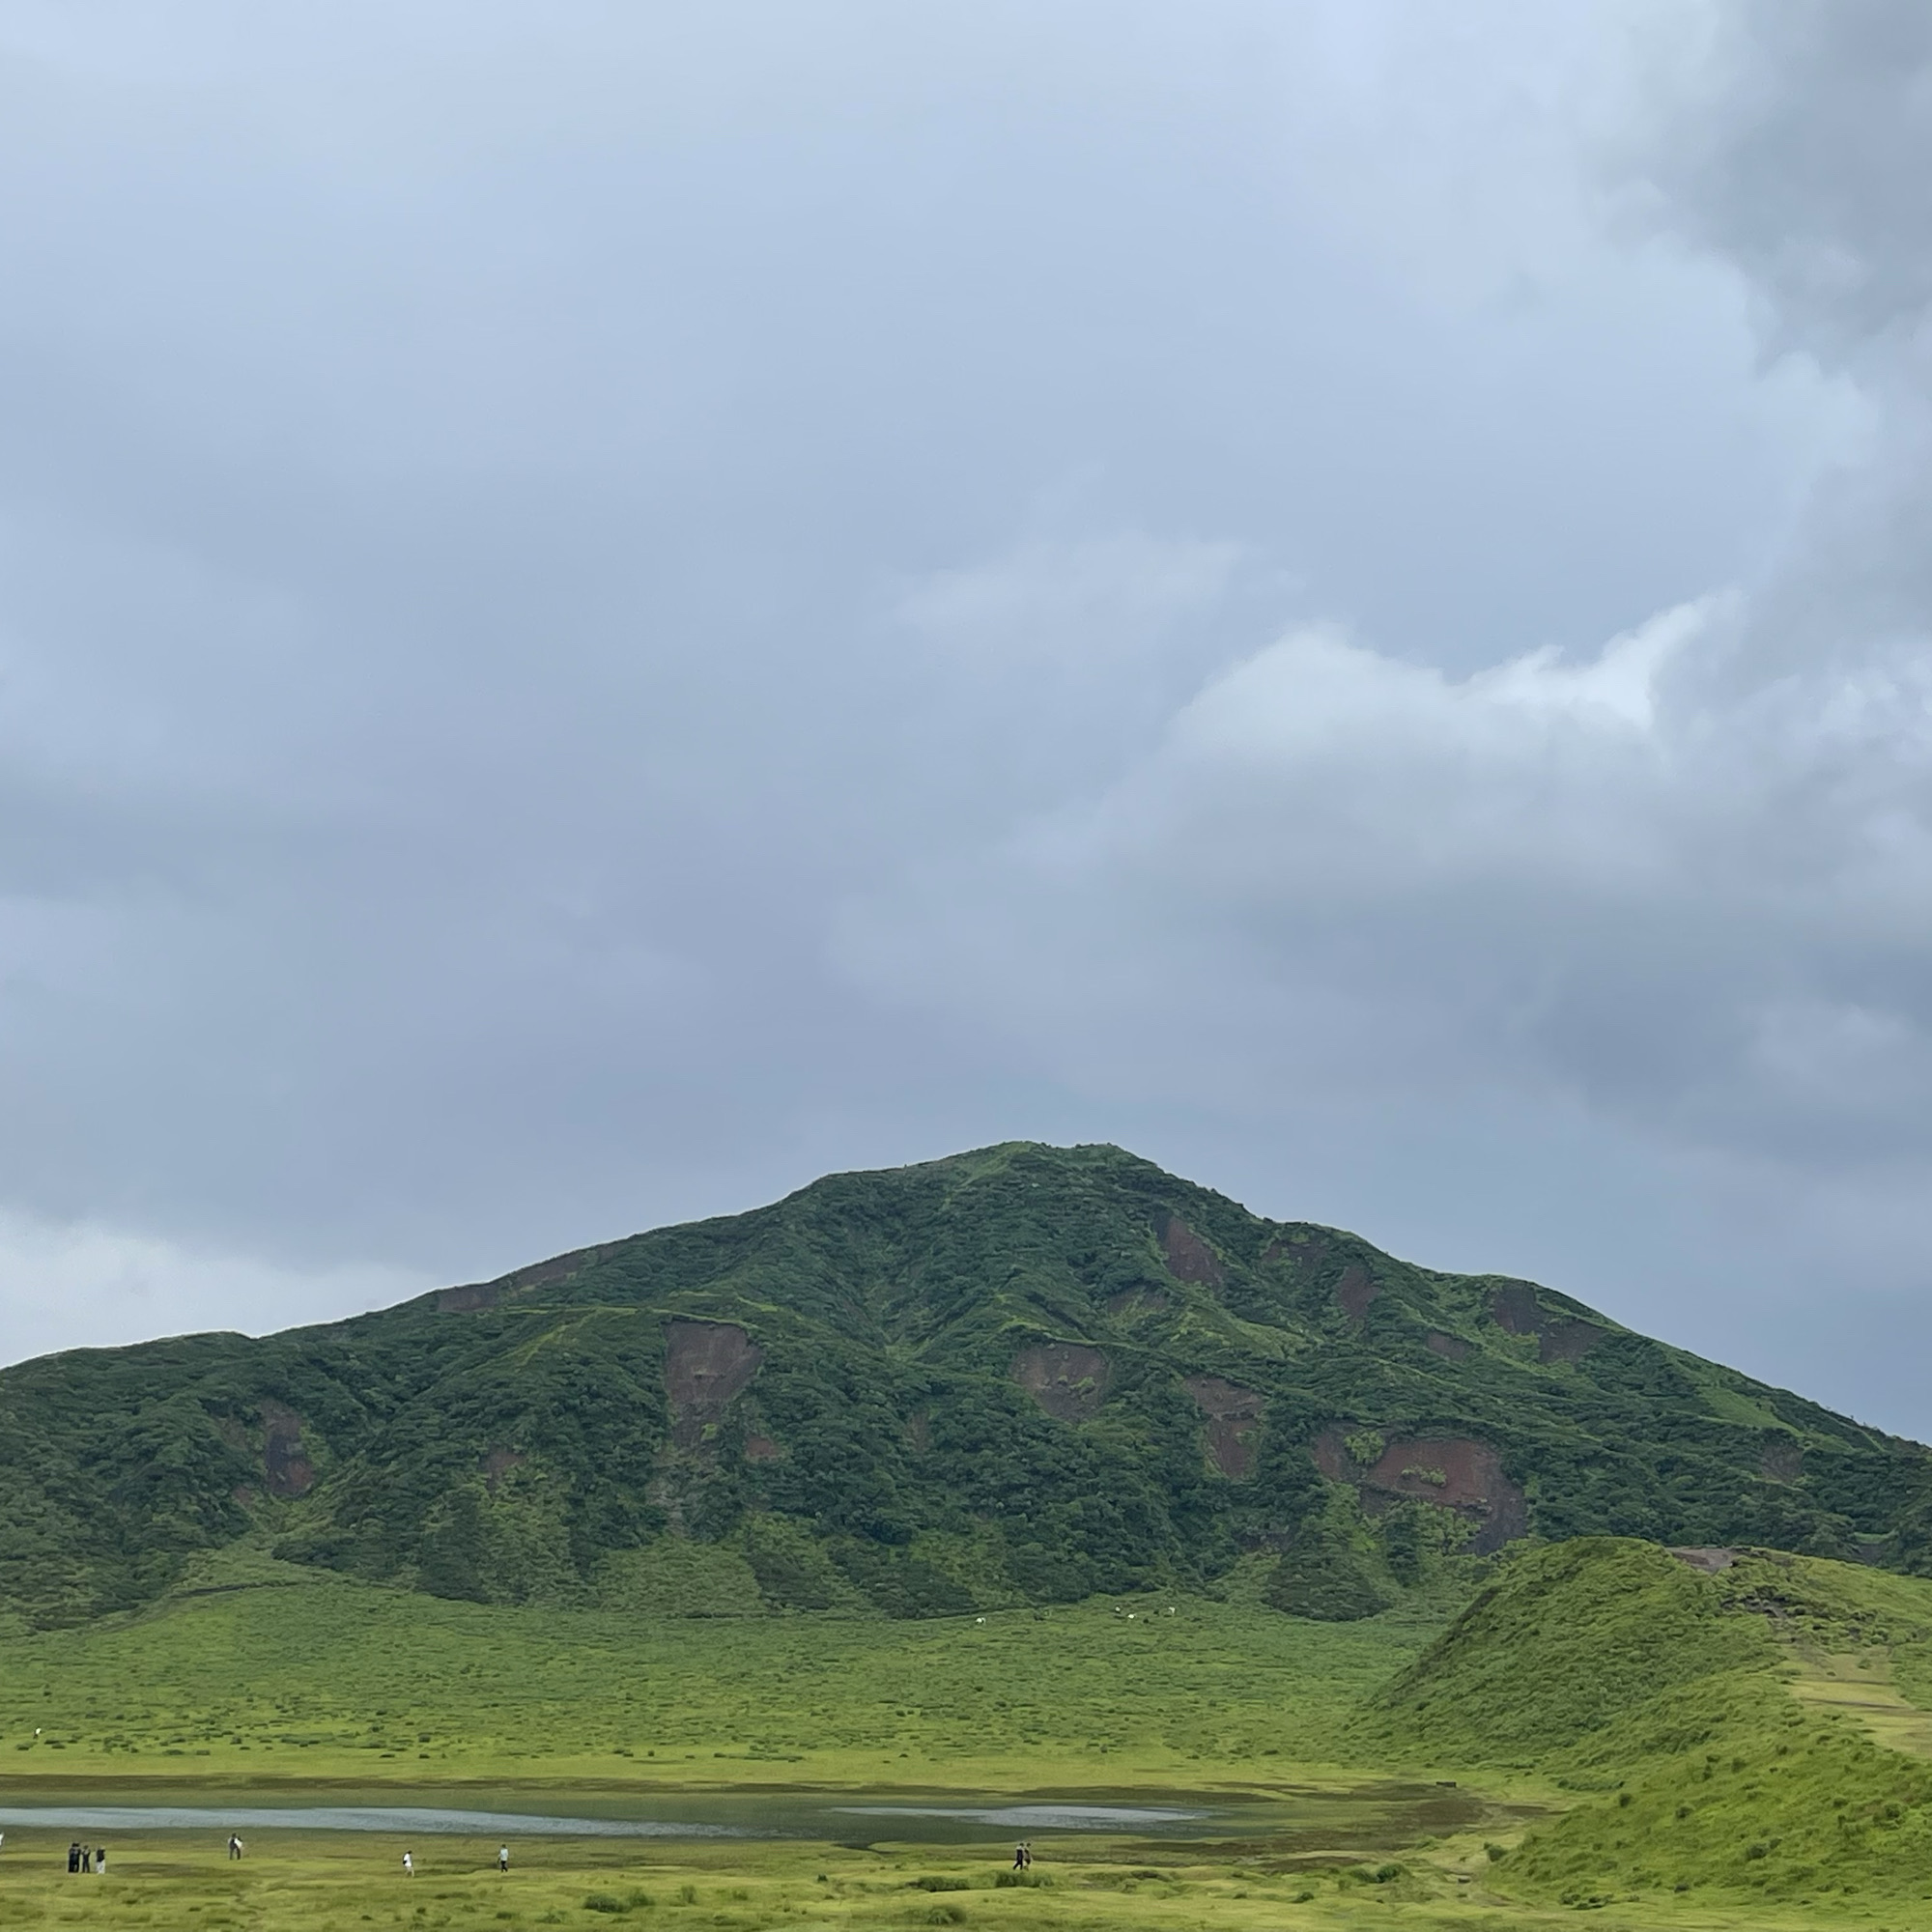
left=3, top=1141, right=1929, bottom=1628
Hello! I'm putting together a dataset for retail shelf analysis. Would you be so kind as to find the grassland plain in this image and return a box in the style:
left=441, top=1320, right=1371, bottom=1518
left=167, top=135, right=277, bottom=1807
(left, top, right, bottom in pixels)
left=15, top=1544, right=1932, bottom=1929
left=0, top=1548, right=1443, bottom=1782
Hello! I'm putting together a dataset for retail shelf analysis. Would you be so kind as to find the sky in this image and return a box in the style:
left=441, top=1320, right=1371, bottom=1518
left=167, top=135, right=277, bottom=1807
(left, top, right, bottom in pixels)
left=3, top=2, right=1932, bottom=1433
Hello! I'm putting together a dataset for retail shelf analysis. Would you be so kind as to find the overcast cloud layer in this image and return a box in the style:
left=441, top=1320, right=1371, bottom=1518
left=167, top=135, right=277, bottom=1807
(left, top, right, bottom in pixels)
left=4, top=2, right=1931, bottom=1432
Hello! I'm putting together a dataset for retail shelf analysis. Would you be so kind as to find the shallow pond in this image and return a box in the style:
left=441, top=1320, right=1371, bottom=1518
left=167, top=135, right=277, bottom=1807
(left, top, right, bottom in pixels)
left=0, top=1780, right=1487, bottom=1849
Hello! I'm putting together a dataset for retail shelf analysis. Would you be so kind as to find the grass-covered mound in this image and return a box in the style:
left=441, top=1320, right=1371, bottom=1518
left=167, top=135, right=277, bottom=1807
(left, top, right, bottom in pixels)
left=1365, top=1538, right=1776, bottom=1763
left=1375, top=1537, right=1932, bottom=1909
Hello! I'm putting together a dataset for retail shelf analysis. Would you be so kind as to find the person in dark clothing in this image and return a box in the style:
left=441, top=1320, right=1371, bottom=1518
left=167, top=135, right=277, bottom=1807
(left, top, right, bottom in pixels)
left=67, top=1842, right=80, bottom=1874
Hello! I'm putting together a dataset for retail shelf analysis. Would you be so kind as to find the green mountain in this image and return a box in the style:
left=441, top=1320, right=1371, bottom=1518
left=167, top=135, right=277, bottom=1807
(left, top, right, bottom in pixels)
left=4, top=1140, right=1929, bottom=1630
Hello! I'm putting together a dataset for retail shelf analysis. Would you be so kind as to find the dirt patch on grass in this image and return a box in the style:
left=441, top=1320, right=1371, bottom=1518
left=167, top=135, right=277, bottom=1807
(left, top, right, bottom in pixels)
left=1762, top=1438, right=1804, bottom=1481
left=259, top=1402, right=314, bottom=1498
left=482, top=1447, right=524, bottom=1489
left=1667, top=1546, right=1738, bottom=1574
left=1315, top=1428, right=1527, bottom=1553
left=1336, top=1264, right=1378, bottom=1321
left=1011, top=1343, right=1111, bottom=1421
left=1184, top=1376, right=1266, bottom=1479
left=664, top=1321, right=765, bottom=1451
left=743, top=1435, right=782, bottom=1463
left=1160, top=1216, right=1225, bottom=1286
left=1489, top=1282, right=1602, bottom=1362
left=1425, top=1331, right=1471, bottom=1360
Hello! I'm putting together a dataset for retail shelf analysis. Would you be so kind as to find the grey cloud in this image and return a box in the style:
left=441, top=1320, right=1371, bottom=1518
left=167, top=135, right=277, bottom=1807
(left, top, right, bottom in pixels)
left=4, top=3, right=1928, bottom=1433
left=1640, top=0, right=1932, bottom=350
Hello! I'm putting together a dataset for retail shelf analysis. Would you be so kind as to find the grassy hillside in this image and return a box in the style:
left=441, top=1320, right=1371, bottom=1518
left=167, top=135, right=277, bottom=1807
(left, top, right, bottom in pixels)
left=5, top=1141, right=1930, bottom=1630
left=1373, top=1538, right=1932, bottom=1911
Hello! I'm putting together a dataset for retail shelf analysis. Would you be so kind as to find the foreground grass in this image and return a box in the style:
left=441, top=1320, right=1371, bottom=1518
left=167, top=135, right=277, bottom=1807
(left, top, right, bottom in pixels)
left=0, top=1822, right=1892, bottom=1932
left=0, top=1553, right=1441, bottom=1787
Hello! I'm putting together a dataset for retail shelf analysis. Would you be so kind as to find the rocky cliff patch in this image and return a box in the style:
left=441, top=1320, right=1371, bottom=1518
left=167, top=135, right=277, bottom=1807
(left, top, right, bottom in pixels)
left=259, top=1402, right=314, bottom=1498
left=1490, top=1282, right=1603, bottom=1363
left=663, top=1320, right=765, bottom=1451
left=1159, top=1216, right=1225, bottom=1286
left=1315, top=1427, right=1527, bottom=1553
left=1011, top=1343, right=1111, bottom=1421
left=1336, top=1263, right=1379, bottom=1321
left=1184, top=1376, right=1265, bottom=1478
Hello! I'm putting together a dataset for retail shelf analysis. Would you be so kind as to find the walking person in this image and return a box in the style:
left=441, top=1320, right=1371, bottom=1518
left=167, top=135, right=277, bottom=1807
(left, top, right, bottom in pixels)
left=228, top=1834, right=244, bottom=1861
left=403, top=1850, right=414, bottom=1878
left=498, top=1845, right=510, bottom=1874
left=1012, top=1842, right=1026, bottom=1870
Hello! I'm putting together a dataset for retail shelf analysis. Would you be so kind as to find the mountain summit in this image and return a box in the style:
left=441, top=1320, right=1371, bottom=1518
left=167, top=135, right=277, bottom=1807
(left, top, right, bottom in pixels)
left=4, top=1141, right=1926, bottom=1627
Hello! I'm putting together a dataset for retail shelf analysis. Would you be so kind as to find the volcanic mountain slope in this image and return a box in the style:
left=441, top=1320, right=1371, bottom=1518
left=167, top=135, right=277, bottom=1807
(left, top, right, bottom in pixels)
left=4, top=1141, right=1930, bottom=1629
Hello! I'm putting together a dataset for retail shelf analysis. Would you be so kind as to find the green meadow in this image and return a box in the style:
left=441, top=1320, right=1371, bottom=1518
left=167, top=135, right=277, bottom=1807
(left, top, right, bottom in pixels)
left=12, top=1539, right=1932, bottom=1929
left=0, top=1545, right=1435, bottom=1783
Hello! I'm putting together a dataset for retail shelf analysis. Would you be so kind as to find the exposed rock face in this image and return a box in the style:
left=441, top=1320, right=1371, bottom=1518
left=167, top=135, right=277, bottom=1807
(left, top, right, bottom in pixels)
left=1011, top=1343, right=1111, bottom=1421
left=260, top=1402, right=314, bottom=1497
left=437, top=1282, right=499, bottom=1313
left=1336, top=1264, right=1379, bottom=1321
left=1491, top=1282, right=1603, bottom=1363
left=1160, top=1216, right=1225, bottom=1286
left=1315, top=1427, right=1527, bottom=1554
left=1184, top=1376, right=1265, bottom=1479
left=438, top=1242, right=624, bottom=1312
left=663, top=1320, right=764, bottom=1451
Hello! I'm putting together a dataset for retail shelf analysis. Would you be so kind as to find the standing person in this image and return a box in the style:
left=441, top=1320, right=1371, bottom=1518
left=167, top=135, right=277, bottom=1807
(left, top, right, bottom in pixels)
left=403, top=1850, right=414, bottom=1878
left=95, top=1845, right=107, bottom=1878
left=67, top=1842, right=79, bottom=1874
left=228, top=1834, right=244, bottom=1861
left=498, top=1845, right=509, bottom=1874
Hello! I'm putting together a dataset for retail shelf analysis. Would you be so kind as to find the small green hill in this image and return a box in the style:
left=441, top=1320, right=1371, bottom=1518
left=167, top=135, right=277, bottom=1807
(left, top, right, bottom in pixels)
left=4, top=1141, right=1932, bottom=1630
left=1375, top=1538, right=1932, bottom=1909
left=1365, top=1538, right=1775, bottom=1763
